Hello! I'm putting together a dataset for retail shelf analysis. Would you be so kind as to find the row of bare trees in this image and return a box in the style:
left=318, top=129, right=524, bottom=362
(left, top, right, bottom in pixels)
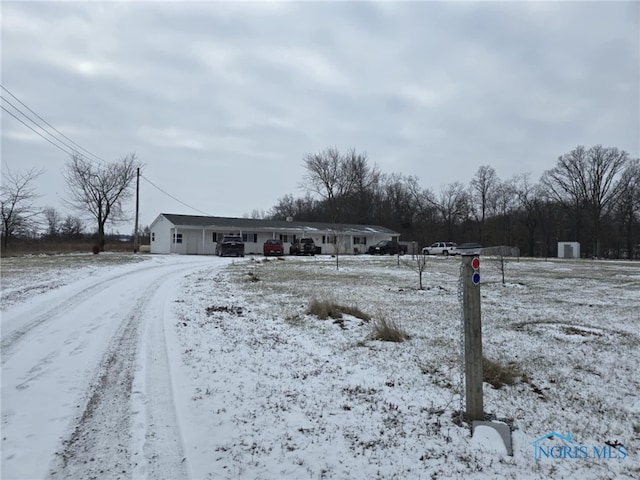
left=1, top=153, right=140, bottom=251
left=42, top=207, right=84, bottom=239
left=268, top=145, right=640, bottom=259
left=3, top=144, right=638, bottom=259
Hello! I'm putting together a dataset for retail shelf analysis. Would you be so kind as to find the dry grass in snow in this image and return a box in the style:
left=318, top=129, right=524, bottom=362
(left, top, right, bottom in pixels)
left=171, top=254, right=640, bottom=479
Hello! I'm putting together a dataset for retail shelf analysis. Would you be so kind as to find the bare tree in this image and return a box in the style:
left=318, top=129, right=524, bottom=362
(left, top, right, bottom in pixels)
left=542, top=145, right=628, bottom=257
left=494, top=177, right=518, bottom=246
left=613, top=159, right=640, bottom=258
left=403, top=254, right=429, bottom=290
left=405, top=181, right=436, bottom=243
left=246, top=209, right=266, bottom=219
left=1, top=167, right=43, bottom=248
left=43, top=206, right=62, bottom=239
left=375, top=173, right=423, bottom=236
left=301, top=147, right=368, bottom=224
left=142, top=225, right=151, bottom=244
left=470, top=165, right=498, bottom=244
left=514, top=173, right=543, bottom=257
left=64, top=153, right=140, bottom=250
left=326, top=230, right=350, bottom=270
left=268, top=193, right=319, bottom=221
left=483, top=246, right=518, bottom=285
left=60, top=214, right=84, bottom=238
left=301, top=146, right=343, bottom=222
left=342, top=149, right=380, bottom=224
left=430, top=182, right=469, bottom=241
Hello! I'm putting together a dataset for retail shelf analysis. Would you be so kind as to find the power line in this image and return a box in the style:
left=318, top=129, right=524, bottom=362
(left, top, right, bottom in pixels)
left=2, top=84, right=210, bottom=216
left=1, top=89, right=110, bottom=170
left=141, top=175, right=212, bottom=216
left=1, top=84, right=107, bottom=164
left=1, top=94, right=86, bottom=157
left=1, top=105, right=75, bottom=157
left=1, top=96, right=101, bottom=166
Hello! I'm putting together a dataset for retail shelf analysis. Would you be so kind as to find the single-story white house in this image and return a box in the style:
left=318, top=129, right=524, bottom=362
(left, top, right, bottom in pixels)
left=149, top=213, right=401, bottom=255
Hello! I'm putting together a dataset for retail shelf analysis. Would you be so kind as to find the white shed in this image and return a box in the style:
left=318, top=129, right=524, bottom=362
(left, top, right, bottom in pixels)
left=149, top=213, right=401, bottom=255
left=557, top=242, right=580, bottom=258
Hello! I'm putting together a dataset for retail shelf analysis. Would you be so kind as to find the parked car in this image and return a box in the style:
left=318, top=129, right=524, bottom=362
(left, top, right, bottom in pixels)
left=422, top=242, right=458, bottom=256
left=290, top=237, right=316, bottom=256
left=367, top=240, right=407, bottom=255
left=263, top=239, right=284, bottom=256
left=216, top=235, right=244, bottom=257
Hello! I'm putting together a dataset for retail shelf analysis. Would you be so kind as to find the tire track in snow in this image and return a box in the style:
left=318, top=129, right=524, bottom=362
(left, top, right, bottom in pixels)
left=1, top=262, right=171, bottom=363
left=47, top=268, right=195, bottom=480
left=132, top=273, right=190, bottom=480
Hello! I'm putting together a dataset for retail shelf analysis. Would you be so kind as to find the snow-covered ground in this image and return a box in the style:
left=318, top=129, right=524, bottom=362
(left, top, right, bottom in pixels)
left=1, top=253, right=639, bottom=479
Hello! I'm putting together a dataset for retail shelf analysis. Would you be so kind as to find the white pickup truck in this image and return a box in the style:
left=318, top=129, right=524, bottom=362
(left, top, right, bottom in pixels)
left=422, top=242, right=459, bottom=256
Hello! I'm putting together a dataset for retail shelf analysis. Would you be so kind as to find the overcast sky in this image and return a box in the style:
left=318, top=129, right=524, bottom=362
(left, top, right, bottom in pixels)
left=2, top=1, right=639, bottom=232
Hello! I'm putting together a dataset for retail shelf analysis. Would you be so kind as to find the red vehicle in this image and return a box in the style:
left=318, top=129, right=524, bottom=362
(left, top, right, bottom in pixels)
left=263, top=239, right=284, bottom=256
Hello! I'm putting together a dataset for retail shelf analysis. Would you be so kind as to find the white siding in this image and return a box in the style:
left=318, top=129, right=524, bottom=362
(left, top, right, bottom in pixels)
left=175, top=228, right=218, bottom=255
left=149, top=214, right=399, bottom=256
left=558, top=242, right=580, bottom=258
left=150, top=216, right=172, bottom=254
left=170, top=228, right=187, bottom=254
left=203, top=231, right=217, bottom=255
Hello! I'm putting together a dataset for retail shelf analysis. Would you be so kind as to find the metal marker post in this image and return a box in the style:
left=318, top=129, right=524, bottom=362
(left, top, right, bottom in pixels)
left=462, top=253, right=483, bottom=421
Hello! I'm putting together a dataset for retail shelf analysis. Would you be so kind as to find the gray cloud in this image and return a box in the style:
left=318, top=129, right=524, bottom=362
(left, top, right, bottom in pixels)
left=2, top=1, right=638, bottom=229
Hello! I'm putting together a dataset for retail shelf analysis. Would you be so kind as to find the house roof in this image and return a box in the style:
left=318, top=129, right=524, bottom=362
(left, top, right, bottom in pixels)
left=157, top=213, right=399, bottom=235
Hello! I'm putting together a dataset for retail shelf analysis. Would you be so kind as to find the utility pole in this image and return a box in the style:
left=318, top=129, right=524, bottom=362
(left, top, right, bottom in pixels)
left=462, top=253, right=483, bottom=421
left=134, top=167, right=140, bottom=253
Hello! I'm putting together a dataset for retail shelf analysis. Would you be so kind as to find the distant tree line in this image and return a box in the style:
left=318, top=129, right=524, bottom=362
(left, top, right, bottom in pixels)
left=2, top=145, right=638, bottom=259
left=1, top=152, right=142, bottom=254
left=267, top=145, right=640, bottom=259
left=1, top=203, right=151, bottom=254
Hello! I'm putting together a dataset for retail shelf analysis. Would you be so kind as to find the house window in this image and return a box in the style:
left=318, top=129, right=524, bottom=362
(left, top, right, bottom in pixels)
left=213, top=232, right=218, bottom=242
left=242, top=233, right=257, bottom=243
left=151, top=232, right=155, bottom=242
left=353, top=236, right=366, bottom=245
left=279, top=234, right=291, bottom=243
left=323, top=235, right=336, bottom=244
left=173, top=233, right=182, bottom=244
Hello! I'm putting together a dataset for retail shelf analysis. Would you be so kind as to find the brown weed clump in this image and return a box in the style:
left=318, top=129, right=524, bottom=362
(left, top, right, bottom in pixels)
left=306, top=298, right=370, bottom=322
left=371, top=317, right=410, bottom=342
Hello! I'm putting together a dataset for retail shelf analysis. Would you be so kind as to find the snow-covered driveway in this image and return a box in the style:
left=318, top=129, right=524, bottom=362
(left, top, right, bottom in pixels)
left=1, top=254, right=227, bottom=480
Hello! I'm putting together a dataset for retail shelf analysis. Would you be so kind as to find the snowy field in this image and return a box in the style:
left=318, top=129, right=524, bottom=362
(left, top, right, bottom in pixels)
left=1, top=252, right=639, bottom=479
